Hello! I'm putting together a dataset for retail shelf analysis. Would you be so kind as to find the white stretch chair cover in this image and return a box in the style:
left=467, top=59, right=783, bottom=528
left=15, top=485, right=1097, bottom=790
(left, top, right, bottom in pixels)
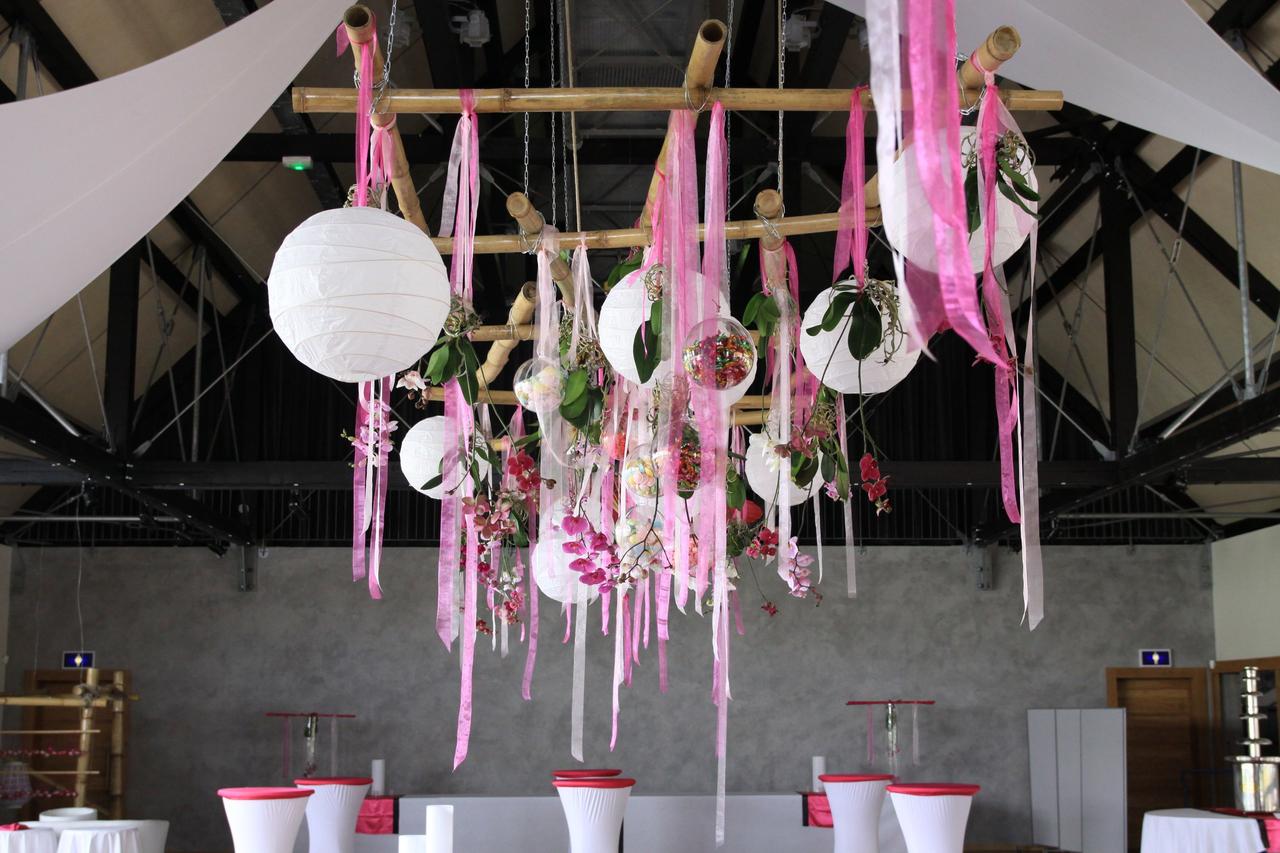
left=0, top=829, right=56, bottom=853
left=20, top=821, right=166, bottom=853
left=554, top=779, right=634, bottom=853
left=888, top=785, right=978, bottom=853
left=821, top=775, right=894, bottom=853
left=220, top=789, right=311, bottom=853
left=53, top=829, right=139, bottom=853
left=294, top=778, right=371, bottom=853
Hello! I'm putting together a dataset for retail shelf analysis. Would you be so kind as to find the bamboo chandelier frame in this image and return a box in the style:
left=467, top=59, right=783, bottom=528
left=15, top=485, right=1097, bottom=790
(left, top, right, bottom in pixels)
left=316, top=7, right=1054, bottom=419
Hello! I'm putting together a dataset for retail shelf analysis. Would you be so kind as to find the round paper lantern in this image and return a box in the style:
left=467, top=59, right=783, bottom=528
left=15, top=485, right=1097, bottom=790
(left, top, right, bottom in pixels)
left=599, top=269, right=663, bottom=386
left=799, top=283, right=920, bottom=395
left=881, top=126, right=1038, bottom=274
left=398, top=416, right=489, bottom=500
left=532, top=534, right=602, bottom=605
left=744, top=431, right=821, bottom=507
left=268, top=207, right=451, bottom=383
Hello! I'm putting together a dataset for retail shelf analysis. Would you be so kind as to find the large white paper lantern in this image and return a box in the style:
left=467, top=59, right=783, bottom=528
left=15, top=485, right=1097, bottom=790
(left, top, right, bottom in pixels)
left=268, top=207, right=451, bottom=383
left=744, top=431, right=821, bottom=507
left=599, top=269, right=663, bottom=387
left=532, top=534, right=602, bottom=605
left=882, top=126, right=1038, bottom=274
left=799, top=283, right=920, bottom=395
left=398, top=416, right=489, bottom=500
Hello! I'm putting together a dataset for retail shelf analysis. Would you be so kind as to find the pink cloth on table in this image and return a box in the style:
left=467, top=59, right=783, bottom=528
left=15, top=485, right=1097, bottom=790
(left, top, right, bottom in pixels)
left=0, top=825, right=27, bottom=831
left=1265, top=816, right=1280, bottom=852
left=355, top=797, right=395, bottom=835
left=806, top=793, right=833, bottom=828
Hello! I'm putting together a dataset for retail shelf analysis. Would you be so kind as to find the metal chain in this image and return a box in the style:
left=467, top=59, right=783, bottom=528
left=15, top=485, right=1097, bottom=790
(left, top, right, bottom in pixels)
left=776, top=0, right=786, bottom=197
left=356, top=1, right=399, bottom=101
left=522, top=0, right=532, bottom=196
left=549, top=0, right=558, bottom=228
left=558, top=0, right=571, bottom=231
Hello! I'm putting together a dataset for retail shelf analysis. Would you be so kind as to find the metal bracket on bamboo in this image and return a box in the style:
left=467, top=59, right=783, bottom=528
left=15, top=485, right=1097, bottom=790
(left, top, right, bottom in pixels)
left=342, top=5, right=429, bottom=234
left=755, top=189, right=792, bottom=290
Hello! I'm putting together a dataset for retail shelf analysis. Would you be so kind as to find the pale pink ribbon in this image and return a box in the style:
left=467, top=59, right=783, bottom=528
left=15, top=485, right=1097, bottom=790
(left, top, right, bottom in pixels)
left=833, top=86, right=870, bottom=287
left=905, top=0, right=999, bottom=365
left=369, top=114, right=398, bottom=209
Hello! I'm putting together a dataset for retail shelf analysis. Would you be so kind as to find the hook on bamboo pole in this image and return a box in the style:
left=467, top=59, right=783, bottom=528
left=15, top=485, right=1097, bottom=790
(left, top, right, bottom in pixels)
left=506, top=192, right=576, bottom=307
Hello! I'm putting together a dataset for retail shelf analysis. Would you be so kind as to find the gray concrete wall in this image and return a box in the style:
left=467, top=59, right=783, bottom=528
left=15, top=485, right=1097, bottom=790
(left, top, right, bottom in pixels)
left=4, top=544, right=1213, bottom=850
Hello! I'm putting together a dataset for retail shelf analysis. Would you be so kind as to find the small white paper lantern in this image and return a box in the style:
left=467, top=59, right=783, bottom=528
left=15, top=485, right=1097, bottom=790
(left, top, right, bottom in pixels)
left=268, top=207, right=452, bottom=383
left=799, top=283, right=920, bottom=395
left=882, top=126, right=1037, bottom=274
left=744, top=431, right=821, bottom=507
left=398, top=416, right=489, bottom=500
left=532, top=534, right=602, bottom=605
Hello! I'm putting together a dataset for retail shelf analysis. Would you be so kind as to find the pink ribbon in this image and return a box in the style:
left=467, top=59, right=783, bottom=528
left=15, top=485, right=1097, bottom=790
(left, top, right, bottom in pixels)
left=904, top=0, right=998, bottom=365
left=833, top=87, right=870, bottom=286
left=369, top=115, right=398, bottom=208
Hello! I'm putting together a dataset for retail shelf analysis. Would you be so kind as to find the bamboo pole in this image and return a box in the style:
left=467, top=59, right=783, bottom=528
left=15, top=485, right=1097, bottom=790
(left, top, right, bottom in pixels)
left=866, top=26, right=1023, bottom=210
left=73, top=668, right=98, bottom=808
left=294, top=84, right=1063, bottom=115
left=0, top=697, right=111, bottom=708
left=109, top=671, right=125, bottom=819
left=433, top=206, right=877, bottom=256
left=506, top=193, right=575, bottom=306
left=476, top=281, right=537, bottom=387
left=640, top=19, right=727, bottom=228
left=342, top=5, right=430, bottom=234
left=755, top=189, right=790, bottom=289
left=428, top=386, right=772, bottom=411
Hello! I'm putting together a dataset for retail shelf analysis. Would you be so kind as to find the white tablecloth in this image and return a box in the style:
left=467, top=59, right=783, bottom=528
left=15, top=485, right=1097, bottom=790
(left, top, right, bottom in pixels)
left=20, top=821, right=166, bottom=853
left=53, top=829, right=139, bottom=853
left=0, top=829, right=57, bottom=853
left=1140, top=809, right=1264, bottom=853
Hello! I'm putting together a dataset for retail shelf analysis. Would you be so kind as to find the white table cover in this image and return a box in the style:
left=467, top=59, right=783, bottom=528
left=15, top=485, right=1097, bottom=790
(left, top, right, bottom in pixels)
left=0, top=829, right=56, bottom=853
left=825, top=780, right=891, bottom=853
left=223, top=796, right=310, bottom=853
left=53, top=829, right=139, bottom=853
left=297, top=782, right=371, bottom=853
left=556, top=786, right=631, bottom=853
left=888, top=793, right=974, bottom=853
left=21, top=819, right=167, bottom=853
left=1140, top=809, right=1265, bottom=853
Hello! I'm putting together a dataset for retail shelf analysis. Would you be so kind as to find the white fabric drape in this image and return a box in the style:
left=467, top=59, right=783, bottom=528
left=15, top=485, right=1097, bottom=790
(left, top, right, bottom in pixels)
left=0, top=0, right=349, bottom=351
left=826, top=779, right=891, bottom=853
left=830, top=0, right=1280, bottom=175
left=296, top=781, right=371, bottom=853
left=555, top=786, right=631, bottom=853
left=1140, top=809, right=1265, bottom=853
left=221, top=797, right=310, bottom=853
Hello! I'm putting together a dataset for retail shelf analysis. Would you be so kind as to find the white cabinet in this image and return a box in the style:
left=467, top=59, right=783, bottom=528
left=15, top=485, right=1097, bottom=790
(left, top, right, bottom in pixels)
left=1028, top=708, right=1127, bottom=853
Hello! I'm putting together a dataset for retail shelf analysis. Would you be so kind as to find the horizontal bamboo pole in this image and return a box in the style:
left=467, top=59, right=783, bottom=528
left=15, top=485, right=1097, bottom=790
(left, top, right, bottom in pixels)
left=0, top=696, right=110, bottom=708
left=293, top=85, right=1063, bottom=115
left=0, top=729, right=101, bottom=735
left=432, top=206, right=877, bottom=256
left=342, top=5, right=430, bottom=234
left=425, top=385, right=773, bottom=420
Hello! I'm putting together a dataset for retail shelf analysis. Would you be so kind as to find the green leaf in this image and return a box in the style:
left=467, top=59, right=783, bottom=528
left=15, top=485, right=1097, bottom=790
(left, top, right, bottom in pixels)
left=458, top=338, right=481, bottom=374
left=820, top=291, right=857, bottom=332
left=514, top=429, right=542, bottom=448
left=443, top=343, right=462, bottom=380
left=742, top=293, right=763, bottom=327
left=560, top=392, right=589, bottom=422
left=425, top=346, right=451, bottom=385
left=648, top=301, right=663, bottom=338
left=603, top=256, right=643, bottom=292
left=726, top=468, right=746, bottom=509
left=511, top=527, right=529, bottom=548
left=458, top=363, right=479, bottom=405
left=846, top=296, right=884, bottom=360
left=997, top=177, right=1039, bottom=218
left=633, top=325, right=660, bottom=384
left=562, top=368, right=589, bottom=406
left=422, top=473, right=444, bottom=492
left=964, top=166, right=982, bottom=235
left=820, top=452, right=836, bottom=484
left=1003, top=166, right=1041, bottom=201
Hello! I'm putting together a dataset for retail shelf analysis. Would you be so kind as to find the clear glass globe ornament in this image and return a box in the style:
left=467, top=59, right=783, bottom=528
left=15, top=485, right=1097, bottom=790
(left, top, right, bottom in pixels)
left=512, top=356, right=565, bottom=414
left=614, top=506, right=665, bottom=577
left=680, top=316, right=757, bottom=391
left=621, top=442, right=661, bottom=504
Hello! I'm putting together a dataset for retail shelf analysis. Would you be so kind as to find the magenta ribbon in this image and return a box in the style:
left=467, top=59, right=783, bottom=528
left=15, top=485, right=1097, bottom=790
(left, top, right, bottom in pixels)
left=975, top=64, right=1021, bottom=524
left=833, top=86, right=870, bottom=286
left=369, top=115, right=398, bottom=209
left=904, top=0, right=998, bottom=365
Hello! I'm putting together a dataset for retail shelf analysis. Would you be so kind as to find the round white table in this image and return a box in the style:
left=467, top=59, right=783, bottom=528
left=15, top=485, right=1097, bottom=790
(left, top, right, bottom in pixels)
left=1140, top=808, right=1264, bottom=853
left=0, top=828, right=57, bottom=853
left=53, top=828, right=140, bottom=853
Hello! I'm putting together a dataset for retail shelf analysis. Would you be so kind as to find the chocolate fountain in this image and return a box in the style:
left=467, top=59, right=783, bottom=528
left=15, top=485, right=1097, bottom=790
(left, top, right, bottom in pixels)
left=1228, top=666, right=1280, bottom=813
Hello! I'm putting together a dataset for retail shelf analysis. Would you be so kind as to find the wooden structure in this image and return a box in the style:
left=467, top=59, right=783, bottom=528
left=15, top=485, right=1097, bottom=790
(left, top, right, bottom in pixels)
left=0, top=668, right=132, bottom=818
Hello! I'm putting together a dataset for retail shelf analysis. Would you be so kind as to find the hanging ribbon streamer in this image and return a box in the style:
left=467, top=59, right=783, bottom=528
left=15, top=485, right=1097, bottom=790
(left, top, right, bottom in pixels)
left=865, top=706, right=875, bottom=765
left=1020, top=261, right=1045, bottom=629
left=837, top=397, right=857, bottom=597
left=833, top=87, right=870, bottom=287
left=902, top=0, right=998, bottom=365
left=912, top=703, right=921, bottom=765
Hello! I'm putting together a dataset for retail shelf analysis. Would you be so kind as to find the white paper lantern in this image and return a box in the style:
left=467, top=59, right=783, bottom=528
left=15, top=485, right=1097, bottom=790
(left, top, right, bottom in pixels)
left=398, top=416, right=489, bottom=500
left=532, top=534, right=602, bottom=605
left=744, top=431, right=821, bottom=507
left=268, top=207, right=452, bottom=383
left=799, top=283, right=920, bottom=395
left=882, top=126, right=1038, bottom=274
left=599, top=269, right=662, bottom=387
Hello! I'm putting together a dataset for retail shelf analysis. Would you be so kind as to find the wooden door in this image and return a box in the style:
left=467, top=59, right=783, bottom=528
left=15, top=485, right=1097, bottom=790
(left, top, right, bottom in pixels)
left=1107, top=667, right=1210, bottom=852
left=1210, top=657, right=1280, bottom=806
left=18, top=670, right=128, bottom=820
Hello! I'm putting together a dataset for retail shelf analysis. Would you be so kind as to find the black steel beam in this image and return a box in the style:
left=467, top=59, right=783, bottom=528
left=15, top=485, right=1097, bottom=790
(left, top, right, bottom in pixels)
left=975, top=380, right=1280, bottom=542
left=784, top=4, right=854, bottom=147
left=2, top=457, right=1280, bottom=491
left=0, top=0, right=94, bottom=88
left=0, top=399, right=251, bottom=544
left=1208, top=0, right=1280, bottom=34
left=1101, top=173, right=1138, bottom=453
left=104, top=243, right=141, bottom=454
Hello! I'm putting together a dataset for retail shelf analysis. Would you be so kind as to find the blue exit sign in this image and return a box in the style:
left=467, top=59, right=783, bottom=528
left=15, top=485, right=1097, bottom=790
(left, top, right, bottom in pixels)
left=61, top=651, right=94, bottom=670
left=1140, top=649, right=1172, bottom=667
